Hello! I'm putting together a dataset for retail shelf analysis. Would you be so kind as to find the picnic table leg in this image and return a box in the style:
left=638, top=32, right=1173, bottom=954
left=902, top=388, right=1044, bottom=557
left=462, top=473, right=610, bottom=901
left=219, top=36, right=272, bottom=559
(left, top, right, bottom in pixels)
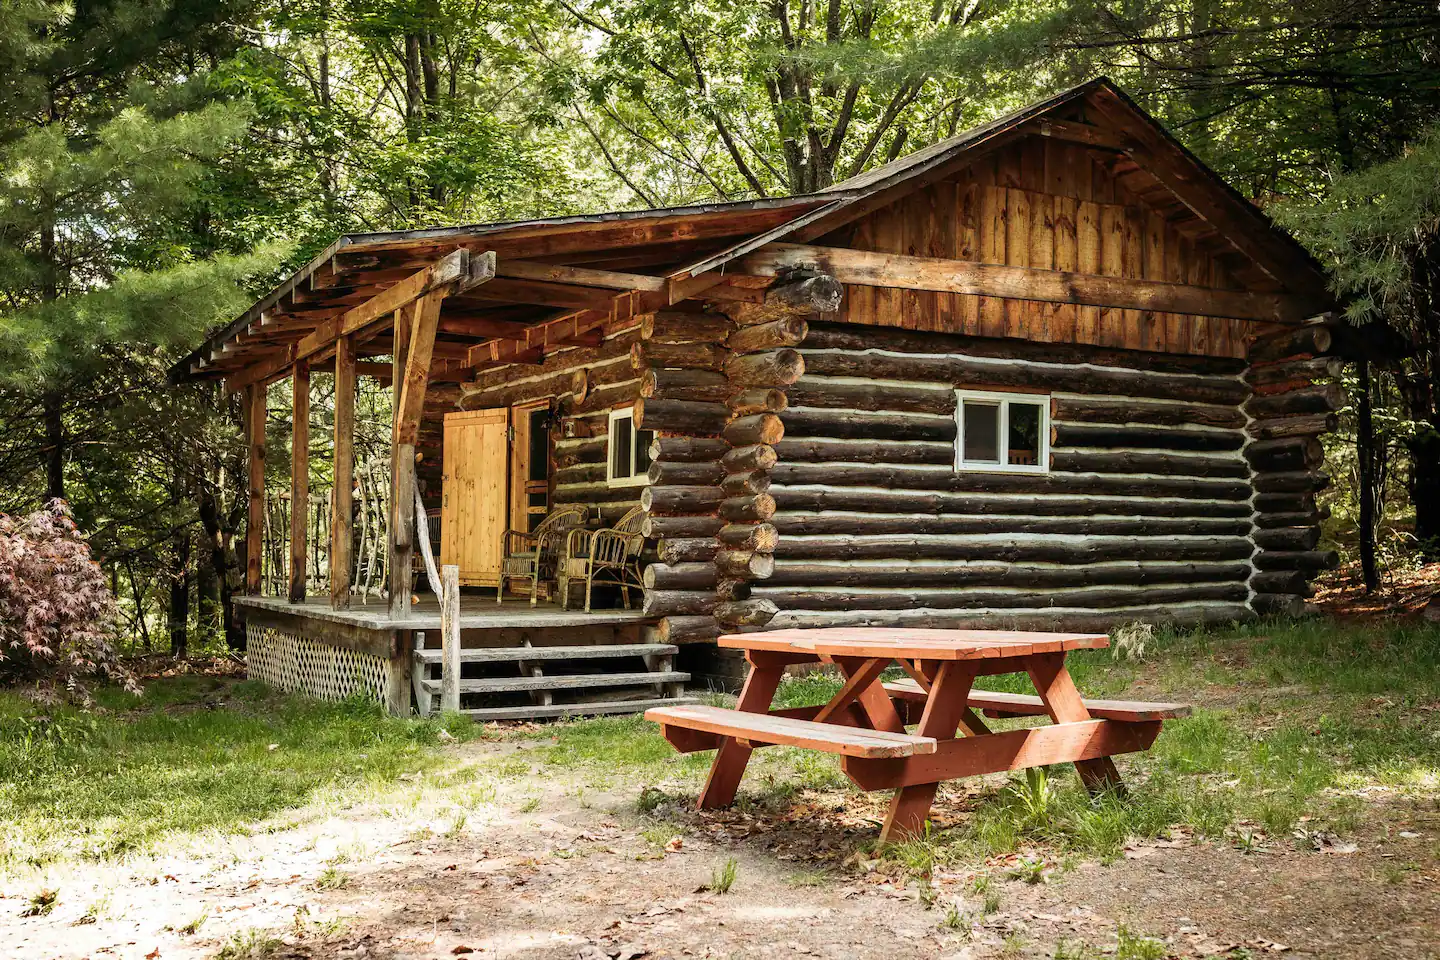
left=696, top=656, right=786, bottom=809
left=1024, top=653, right=1125, bottom=795
left=879, top=660, right=979, bottom=844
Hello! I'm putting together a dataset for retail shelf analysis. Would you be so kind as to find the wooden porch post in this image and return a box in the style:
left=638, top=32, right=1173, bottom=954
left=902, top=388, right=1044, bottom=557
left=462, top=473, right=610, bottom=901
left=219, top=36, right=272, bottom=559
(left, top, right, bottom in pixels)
left=289, top=360, right=310, bottom=603
left=331, top=335, right=356, bottom=610
left=388, top=307, right=413, bottom=621
left=244, top=383, right=266, bottom=595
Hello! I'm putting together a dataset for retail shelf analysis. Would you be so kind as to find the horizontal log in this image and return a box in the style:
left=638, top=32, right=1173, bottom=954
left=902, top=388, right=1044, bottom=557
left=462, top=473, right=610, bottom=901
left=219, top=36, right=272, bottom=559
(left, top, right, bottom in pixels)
left=801, top=320, right=1245, bottom=376
left=656, top=615, right=722, bottom=644
left=724, top=349, right=805, bottom=387
left=571, top=379, right=639, bottom=416
left=1250, top=570, right=1311, bottom=595
left=1248, top=323, right=1333, bottom=364
left=1253, top=471, right=1330, bottom=494
left=724, top=413, right=785, bottom=446
left=649, top=436, right=728, bottom=463
left=771, top=486, right=1254, bottom=519
left=1051, top=422, right=1244, bottom=452
left=717, top=579, right=753, bottom=603
left=775, top=437, right=953, bottom=465
left=727, top=316, right=808, bottom=353
left=800, top=351, right=1247, bottom=405
left=721, top=470, right=771, bottom=496
left=1244, top=437, right=1324, bottom=472
left=718, top=523, right=780, bottom=551
left=728, top=387, right=788, bottom=415
left=768, top=559, right=1252, bottom=588
left=1253, top=492, right=1316, bottom=515
left=743, top=242, right=1314, bottom=323
left=554, top=481, right=642, bottom=504
left=644, top=562, right=718, bottom=590
left=773, top=533, right=1253, bottom=564
left=771, top=511, right=1252, bottom=538
left=713, top=599, right=779, bottom=626
left=769, top=463, right=1252, bottom=501
left=554, top=462, right=607, bottom=486
left=1244, top=356, right=1345, bottom=388
left=631, top=340, right=729, bottom=372
left=786, top=377, right=954, bottom=415
left=781, top=406, right=955, bottom=442
left=642, top=590, right=717, bottom=617
left=721, top=444, right=777, bottom=473
left=1246, top=413, right=1337, bottom=441
left=553, top=436, right=609, bottom=469
left=641, top=515, right=724, bottom=539
left=640, top=367, right=730, bottom=402
left=1250, top=593, right=1308, bottom=617
left=754, top=581, right=1249, bottom=611
left=766, top=602, right=1254, bottom=634
left=1050, top=396, right=1246, bottom=430
left=647, top=460, right=725, bottom=486
left=640, top=485, right=725, bottom=515
left=641, top=310, right=735, bottom=343
left=1050, top=449, right=1250, bottom=479
left=656, top=537, right=719, bottom=564
left=634, top=398, right=729, bottom=435
left=720, top=493, right=777, bottom=523
left=1253, top=507, right=1329, bottom=529
left=1253, top=527, right=1321, bottom=551
left=716, top=550, right=775, bottom=580
left=1253, top=550, right=1339, bottom=572
left=1244, top=384, right=1346, bottom=419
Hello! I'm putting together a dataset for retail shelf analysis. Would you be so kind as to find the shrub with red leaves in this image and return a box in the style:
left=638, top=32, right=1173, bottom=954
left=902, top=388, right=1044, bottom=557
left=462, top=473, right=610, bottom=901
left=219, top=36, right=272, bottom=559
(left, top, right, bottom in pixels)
left=0, top=501, right=137, bottom=699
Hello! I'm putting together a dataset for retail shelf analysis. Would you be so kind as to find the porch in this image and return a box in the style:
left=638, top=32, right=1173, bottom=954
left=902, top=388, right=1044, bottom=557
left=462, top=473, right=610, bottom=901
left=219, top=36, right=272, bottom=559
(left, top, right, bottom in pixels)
left=237, top=594, right=693, bottom=721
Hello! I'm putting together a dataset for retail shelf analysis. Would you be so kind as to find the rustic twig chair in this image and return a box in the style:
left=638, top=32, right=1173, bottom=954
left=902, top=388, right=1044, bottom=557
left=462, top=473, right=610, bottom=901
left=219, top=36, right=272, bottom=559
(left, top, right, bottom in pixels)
left=559, top=505, right=647, bottom=612
left=497, top=504, right=589, bottom=605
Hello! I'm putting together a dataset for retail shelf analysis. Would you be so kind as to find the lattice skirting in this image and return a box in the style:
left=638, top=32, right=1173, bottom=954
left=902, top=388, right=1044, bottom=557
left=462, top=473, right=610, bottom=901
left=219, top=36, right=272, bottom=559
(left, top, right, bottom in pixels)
left=246, top=623, right=392, bottom=705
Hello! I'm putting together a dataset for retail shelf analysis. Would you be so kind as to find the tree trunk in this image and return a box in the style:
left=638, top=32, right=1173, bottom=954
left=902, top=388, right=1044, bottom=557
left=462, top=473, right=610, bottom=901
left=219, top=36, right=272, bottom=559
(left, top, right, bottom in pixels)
left=1410, top=429, right=1440, bottom=559
left=1356, top=360, right=1379, bottom=591
left=42, top=390, right=64, bottom=503
left=168, top=532, right=191, bottom=657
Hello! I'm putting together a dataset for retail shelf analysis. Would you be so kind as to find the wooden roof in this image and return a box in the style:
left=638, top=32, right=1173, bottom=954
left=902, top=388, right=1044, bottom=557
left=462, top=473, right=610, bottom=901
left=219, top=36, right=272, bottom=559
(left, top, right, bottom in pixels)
left=174, top=78, right=1330, bottom=385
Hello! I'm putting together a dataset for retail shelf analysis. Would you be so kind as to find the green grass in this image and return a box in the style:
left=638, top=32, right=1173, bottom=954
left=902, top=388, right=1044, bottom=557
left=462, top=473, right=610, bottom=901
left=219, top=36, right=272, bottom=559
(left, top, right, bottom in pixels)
left=4, top=616, right=1438, bottom=883
left=0, top=676, right=476, bottom=871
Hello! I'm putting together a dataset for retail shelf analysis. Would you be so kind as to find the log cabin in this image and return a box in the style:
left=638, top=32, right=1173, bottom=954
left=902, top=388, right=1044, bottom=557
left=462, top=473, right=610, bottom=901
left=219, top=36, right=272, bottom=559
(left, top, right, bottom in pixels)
left=174, top=78, right=1349, bottom=717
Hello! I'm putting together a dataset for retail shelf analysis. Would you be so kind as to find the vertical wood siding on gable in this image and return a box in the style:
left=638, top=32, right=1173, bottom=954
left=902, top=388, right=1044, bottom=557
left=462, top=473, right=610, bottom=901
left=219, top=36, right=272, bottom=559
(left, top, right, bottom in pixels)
left=827, top=137, right=1254, bottom=359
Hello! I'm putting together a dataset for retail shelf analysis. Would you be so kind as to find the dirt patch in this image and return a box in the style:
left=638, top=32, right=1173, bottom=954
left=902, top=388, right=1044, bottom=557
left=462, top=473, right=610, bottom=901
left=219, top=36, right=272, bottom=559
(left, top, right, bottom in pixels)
left=4, top=733, right=1436, bottom=960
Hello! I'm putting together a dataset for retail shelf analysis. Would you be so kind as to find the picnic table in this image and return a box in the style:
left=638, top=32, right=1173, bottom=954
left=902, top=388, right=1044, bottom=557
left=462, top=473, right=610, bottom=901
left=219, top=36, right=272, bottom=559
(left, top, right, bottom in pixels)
left=646, top=627, right=1189, bottom=842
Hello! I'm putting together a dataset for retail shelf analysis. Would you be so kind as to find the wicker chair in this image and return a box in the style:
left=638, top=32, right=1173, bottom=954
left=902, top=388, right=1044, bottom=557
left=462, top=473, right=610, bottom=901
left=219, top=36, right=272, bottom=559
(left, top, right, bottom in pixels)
left=497, top=504, right=589, bottom=605
left=558, top=505, right=647, bottom=612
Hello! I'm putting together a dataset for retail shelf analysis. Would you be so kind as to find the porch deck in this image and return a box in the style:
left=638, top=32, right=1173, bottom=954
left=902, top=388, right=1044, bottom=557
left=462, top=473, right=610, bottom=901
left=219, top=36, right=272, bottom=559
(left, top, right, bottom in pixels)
left=235, top=594, right=654, bottom=632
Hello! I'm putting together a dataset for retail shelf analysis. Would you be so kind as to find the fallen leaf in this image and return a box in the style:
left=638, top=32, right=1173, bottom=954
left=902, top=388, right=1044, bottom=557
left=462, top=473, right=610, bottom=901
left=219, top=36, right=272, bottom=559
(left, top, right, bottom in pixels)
left=145, top=950, right=160, bottom=960
left=664, top=837, right=683, bottom=853
left=451, top=947, right=474, bottom=956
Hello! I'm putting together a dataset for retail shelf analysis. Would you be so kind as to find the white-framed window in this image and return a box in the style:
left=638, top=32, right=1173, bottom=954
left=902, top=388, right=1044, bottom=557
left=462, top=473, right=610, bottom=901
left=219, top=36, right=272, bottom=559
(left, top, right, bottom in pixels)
left=954, top=389, right=1050, bottom=473
left=607, top=407, right=655, bottom=487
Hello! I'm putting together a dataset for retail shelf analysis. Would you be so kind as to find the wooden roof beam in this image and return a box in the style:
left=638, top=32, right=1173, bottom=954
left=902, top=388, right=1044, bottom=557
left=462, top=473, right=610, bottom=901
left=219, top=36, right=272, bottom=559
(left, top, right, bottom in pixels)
left=739, top=242, right=1322, bottom=324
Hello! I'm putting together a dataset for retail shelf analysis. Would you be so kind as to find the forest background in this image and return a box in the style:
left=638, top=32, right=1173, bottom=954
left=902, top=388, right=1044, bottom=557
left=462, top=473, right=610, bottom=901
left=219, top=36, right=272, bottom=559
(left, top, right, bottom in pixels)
left=2, top=0, right=1437, bottom=657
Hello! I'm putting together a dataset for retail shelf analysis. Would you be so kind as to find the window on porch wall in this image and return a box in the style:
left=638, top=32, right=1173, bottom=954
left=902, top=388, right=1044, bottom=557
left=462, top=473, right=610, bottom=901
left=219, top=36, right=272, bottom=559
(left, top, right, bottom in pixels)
left=607, top=408, right=654, bottom=487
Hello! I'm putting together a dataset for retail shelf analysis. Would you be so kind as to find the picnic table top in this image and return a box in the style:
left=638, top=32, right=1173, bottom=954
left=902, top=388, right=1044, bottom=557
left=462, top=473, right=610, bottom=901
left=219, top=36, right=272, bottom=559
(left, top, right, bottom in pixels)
left=718, top=627, right=1110, bottom=660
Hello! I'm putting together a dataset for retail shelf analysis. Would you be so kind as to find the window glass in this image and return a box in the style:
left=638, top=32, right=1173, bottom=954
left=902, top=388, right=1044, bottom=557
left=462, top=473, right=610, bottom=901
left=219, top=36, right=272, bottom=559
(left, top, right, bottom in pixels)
left=962, top=401, right=1000, bottom=463
left=1007, top=402, right=1043, bottom=466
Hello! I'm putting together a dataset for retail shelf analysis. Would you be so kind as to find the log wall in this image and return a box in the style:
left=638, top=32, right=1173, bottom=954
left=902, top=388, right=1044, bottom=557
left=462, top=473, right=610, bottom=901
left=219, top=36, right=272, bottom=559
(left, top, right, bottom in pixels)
left=750, top=320, right=1261, bottom=632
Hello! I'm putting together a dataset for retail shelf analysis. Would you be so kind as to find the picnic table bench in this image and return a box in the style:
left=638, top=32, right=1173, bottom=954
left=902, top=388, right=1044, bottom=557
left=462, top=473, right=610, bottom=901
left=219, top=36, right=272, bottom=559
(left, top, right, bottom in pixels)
left=646, top=627, right=1190, bottom=842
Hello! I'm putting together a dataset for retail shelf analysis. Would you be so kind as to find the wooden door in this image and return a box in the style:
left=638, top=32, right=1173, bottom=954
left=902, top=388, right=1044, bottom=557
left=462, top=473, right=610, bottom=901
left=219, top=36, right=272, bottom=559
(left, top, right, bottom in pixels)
left=441, top=409, right=509, bottom=586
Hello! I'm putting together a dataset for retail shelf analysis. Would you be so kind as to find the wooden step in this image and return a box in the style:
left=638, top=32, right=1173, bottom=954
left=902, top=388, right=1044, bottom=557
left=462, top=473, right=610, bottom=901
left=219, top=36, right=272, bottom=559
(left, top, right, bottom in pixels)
left=423, top=670, right=690, bottom=695
left=463, top=696, right=700, bottom=722
left=415, top=643, right=677, bottom=664
left=646, top=704, right=936, bottom=758
left=883, top=680, right=1191, bottom=722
